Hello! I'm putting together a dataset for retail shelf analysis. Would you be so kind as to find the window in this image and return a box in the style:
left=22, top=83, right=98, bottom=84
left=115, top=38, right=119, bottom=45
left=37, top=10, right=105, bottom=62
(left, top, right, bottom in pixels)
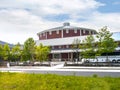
left=52, top=46, right=54, bottom=49
left=54, top=54, right=60, bottom=59
left=59, top=46, right=61, bottom=49
left=56, top=30, right=59, bottom=34
left=66, top=45, right=69, bottom=48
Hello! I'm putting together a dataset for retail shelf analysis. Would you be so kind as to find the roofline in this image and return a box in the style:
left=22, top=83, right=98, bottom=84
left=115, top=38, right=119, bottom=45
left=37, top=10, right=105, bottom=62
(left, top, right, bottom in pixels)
left=37, top=26, right=97, bottom=35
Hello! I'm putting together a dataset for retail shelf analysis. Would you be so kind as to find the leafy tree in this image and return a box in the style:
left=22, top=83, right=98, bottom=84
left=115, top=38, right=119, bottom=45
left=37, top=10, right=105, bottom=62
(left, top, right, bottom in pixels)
left=35, top=43, right=50, bottom=62
left=80, top=35, right=96, bottom=58
left=22, top=38, right=36, bottom=61
left=0, top=45, right=3, bottom=60
left=11, top=44, right=21, bottom=61
left=3, top=44, right=10, bottom=61
left=72, top=38, right=81, bottom=61
left=96, top=26, right=118, bottom=61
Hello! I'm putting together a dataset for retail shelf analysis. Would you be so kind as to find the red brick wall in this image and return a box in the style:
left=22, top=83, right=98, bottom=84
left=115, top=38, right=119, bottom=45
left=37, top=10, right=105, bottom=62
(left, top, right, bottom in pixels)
left=47, top=30, right=62, bottom=39
left=39, top=33, right=46, bottom=40
left=61, top=53, right=68, bottom=59
left=81, top=30, right=90, bottom=36
left=63, top=29, right=80, bottom=37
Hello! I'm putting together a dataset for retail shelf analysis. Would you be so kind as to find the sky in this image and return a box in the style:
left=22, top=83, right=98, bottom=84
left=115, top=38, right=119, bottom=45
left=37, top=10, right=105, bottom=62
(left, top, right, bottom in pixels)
left=0, top=0, right=120, bottom=44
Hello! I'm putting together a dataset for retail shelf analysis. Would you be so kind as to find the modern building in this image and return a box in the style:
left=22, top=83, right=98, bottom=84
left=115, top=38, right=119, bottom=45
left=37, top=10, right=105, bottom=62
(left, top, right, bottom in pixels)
left=36, top=22, right=120, bottom=61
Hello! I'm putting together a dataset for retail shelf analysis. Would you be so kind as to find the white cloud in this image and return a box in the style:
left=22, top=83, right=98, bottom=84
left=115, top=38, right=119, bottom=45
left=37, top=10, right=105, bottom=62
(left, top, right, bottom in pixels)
left=0, top=0, right=119, bottom=44
left=113, top=1, right=120, bottom=5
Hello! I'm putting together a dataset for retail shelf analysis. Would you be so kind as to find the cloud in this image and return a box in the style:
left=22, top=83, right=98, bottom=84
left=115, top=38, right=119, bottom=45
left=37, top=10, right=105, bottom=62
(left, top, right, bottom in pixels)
left=113, top=1, right=120, bottom=5
left=0, top=0, right=119, bottom=44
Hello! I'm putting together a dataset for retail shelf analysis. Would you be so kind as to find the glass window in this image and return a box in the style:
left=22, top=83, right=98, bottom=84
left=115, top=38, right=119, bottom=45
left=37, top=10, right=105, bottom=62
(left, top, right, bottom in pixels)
left=54, top=54, right=60, bottom=59
left=66, top=45, right=69, bottom=48
left=52, top=46, right=54, bottom=49
left=59, top=46, right=61, bottom=49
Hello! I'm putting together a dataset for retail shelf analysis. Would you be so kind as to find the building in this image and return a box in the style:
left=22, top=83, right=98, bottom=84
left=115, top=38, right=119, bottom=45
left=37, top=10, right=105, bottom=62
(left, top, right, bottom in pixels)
left=36, top=22, right=120, bottom=61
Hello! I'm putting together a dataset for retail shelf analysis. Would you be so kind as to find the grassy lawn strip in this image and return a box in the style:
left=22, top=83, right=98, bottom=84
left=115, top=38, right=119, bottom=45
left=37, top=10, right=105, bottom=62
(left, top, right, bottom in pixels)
left=0, top=72, right=120, bottom=90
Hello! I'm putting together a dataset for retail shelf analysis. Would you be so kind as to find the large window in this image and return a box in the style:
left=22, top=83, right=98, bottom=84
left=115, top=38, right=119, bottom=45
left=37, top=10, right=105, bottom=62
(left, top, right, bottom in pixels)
left=54, top=54, right=61, bottom=59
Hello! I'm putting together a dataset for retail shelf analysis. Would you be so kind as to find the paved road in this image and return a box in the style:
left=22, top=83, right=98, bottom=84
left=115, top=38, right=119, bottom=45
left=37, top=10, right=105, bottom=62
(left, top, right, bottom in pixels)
left=1, top=66, right=120, bottom=77
left=25, top=69, right=120, bottom=77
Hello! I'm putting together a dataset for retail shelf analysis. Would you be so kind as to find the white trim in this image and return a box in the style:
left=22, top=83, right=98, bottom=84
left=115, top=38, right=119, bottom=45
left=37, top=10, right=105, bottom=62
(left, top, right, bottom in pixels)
left=66, top=29, right=69, bottom=33
left=62, top=30, right=63, bottom=38
left=83, top=30, right=85, bottom=34
left=74, top=29, right=77, bottom=33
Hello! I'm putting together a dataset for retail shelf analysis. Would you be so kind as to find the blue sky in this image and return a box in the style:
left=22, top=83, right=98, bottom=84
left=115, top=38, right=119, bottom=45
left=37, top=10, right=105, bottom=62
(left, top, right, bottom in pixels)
left=97, top=0, right=120, bottom=13
left=0, top=0, right=120, bottom=44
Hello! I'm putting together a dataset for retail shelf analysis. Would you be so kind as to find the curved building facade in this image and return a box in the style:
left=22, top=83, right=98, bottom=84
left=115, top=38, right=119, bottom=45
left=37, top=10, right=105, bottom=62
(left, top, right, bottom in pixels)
left=36, top=23, right=120, bottom=61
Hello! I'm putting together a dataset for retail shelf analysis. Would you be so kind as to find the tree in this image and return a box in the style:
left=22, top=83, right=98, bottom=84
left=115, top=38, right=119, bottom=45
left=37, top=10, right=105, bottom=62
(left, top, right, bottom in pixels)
left=96, top=26, right=118, bottom=61
left=22, top=38, right=36, bottom=61
left=0, top=45, right=3, bottom=60
left=3, top=44, right=10, bottom=61
left=35, top=43, right=50, bottom=62
left=72, top=38, right=81, bottom=61
left=80, top=35, right=96, bottom=59
left=11, top=44, right=21, bottom=61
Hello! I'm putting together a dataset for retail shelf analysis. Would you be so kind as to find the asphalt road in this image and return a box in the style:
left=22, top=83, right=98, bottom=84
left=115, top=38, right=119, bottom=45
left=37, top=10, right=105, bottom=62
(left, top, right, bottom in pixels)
left=24, top=69, right=120, bottom=77
left=1, top=66, right=120, bottom=77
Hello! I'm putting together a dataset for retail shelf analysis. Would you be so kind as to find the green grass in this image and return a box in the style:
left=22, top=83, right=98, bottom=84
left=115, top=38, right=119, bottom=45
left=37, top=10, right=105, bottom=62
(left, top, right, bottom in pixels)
left=0, top=72, right=120, bottom=90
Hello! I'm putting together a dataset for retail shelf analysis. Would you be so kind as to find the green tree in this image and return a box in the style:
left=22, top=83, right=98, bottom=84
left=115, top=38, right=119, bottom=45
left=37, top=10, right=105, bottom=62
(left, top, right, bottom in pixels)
left=3, top=44, right=10, bottom=61
left=80, top=35, right=96, bottom=59
left=72, top=38, right=81, bottom=61
left=0, top=45, right=3, bottom=60
left=36, top=43, right=50, bottom=62
left=22, top=38, right=36, bottom=61
left=96, top=26, right=118, bottom=61
left=11, top=44, right=21, bottom=61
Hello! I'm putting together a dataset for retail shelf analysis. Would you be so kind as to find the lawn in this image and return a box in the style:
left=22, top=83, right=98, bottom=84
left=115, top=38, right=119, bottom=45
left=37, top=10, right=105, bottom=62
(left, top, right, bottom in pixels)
left=0, top=72, right=120, bottom=90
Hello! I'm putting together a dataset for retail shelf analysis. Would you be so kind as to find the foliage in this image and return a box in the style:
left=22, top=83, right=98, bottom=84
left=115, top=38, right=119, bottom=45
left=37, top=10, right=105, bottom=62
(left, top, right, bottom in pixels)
left=22, top=38, right=36, bottom=61
left=96, top=26, right=118, bottom=60
left=80, top=35, right=96, bottom=58
left=11, top=44, right=21, bottom=61
left=36, top=43, right=50, bottom=62
left=0, top=72, right=120, bottom=90
left=0, top=45, right=3, bottom=59
left=72, top=38, right=81, bottom=61
left=3, top=44, right=10, bottom=61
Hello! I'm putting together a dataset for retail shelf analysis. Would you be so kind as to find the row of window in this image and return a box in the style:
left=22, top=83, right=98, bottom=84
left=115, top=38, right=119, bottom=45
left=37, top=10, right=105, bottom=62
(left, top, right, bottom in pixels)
left=52, top=45, right=69, bottom=49
left=39, top=29, right=94, bottom=37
